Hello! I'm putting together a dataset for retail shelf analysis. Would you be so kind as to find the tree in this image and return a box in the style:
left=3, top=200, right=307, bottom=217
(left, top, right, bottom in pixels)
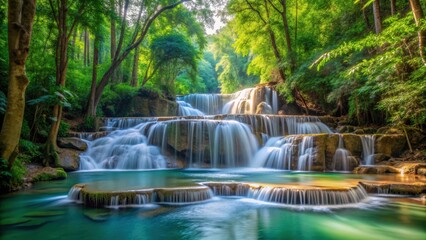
left=148, top=33, right=199, bottom=96
left=372, top=0, right=382, bottom=34
left=86, top=0, right=190, bottom=117
left=45, top=0, right=100, bottom=164
left=409, top=0, right=426, bottom=65
left=0, top=0, right=36, bottom=168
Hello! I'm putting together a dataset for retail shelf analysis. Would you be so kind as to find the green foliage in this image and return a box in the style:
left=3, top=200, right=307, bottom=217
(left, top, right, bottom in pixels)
left=150, top=32, right=200, bottom=97
left=78, top=116, right=97, bottom=132
left=19, top=139, right=42, bottom=163
left=312, top=14, right=425, bottom=125
left=0, top=157, right=26, bottom=193
left=32, top=168, right=67, bottom=182
left=100, top=84, right=138, bottom=117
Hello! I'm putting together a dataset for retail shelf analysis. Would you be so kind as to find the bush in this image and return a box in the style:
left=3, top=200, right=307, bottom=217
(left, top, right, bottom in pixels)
left=0, top=158, right=26, bottom=193
left=78, top=116, right=96, bottom=132
left=58, top=121, right=70, bottom=137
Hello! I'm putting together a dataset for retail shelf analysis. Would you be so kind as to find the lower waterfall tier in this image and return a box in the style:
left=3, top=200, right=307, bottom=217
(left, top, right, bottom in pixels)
left=68, top=181, right=371, bottom=208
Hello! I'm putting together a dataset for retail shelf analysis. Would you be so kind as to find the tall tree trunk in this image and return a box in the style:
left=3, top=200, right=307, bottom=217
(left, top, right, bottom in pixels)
left=83, top=30, right=87, bottom=66
left=131, top=46, right=139, bottom=87
left=279, top=0, right=295, bottom=72
left=390, top=0, right=396, bottom=15
left=409, top=0, right=426, bottom=65
left=87, top=36, right=99, bottom=117
left=110, top=0, right=117, bottom=82
left=0, top=0, right=36, bottom=169
left=46, top=0, right=70, bottom=165
left=70, top=28, right=77, bottom=60
left=84, top=30, right=90, bottom=66
left=373, top=0, right=382, bottom=34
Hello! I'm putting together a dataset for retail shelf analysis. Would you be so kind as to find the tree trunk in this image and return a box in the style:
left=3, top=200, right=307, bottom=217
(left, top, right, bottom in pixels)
left=86, top=36, right=99, bottom=117
left=390, top=0, right=396, bottom=15
left=361, top=0, right=371, bottom=30
left=0, top=0, right=36, bottom=169
left=84, top=30, right=90, bottom=66
left=280, top=0, right=295, bottom=71
left=372, top=0, right=382, bottom=34
left=110, top=0, right=118, bottom=82
left=131, top=46, right=139, bottom=87
left=409, top=0, right=426, bottom=65
left=46, top=0, right=69, bottom=165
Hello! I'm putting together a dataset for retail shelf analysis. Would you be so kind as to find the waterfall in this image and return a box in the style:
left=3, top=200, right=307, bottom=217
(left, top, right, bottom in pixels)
left=332, top=134, right=353, bottom=171
left=222, top=115, right=332, bottom=137
left=69, top=182, right=369, bottom=207
left=361, top=135, right=376, bottom=165
left=79, top=126, right=167, bottom=170
left=252, top=136, right=295, bottom=170
left=297, top=136, right=315, bottom=171
left=177, top=101, right=205, bottom=116
left=177, top=87, right=279, bottom=115
left=140, top=119, right=259, bottom=168
left=177, top=94, right=227, bottom=115
left=248, top=185, right=368, bottom=205
left=155, top=187, right=214, bottom=203
left=79, top=119, right=259, bottom=169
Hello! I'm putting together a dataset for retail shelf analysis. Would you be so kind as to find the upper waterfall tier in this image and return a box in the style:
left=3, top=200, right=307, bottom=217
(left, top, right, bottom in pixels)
left=103, top=115, right=332, bottom=137
left=177, top=86, right=279, bottom=115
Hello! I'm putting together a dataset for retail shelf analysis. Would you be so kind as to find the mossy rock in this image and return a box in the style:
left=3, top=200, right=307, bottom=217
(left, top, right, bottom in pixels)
left=32, top=168, right=67, bottom=182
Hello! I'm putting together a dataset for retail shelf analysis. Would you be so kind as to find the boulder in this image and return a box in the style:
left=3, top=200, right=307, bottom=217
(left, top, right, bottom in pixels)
left=375, top=134, right=406, bottom=157
left=120, top=92, right=178, bottom=117
left=58, top=137, right=88, bottom=151
left=58, top=148, right=81, bottom=171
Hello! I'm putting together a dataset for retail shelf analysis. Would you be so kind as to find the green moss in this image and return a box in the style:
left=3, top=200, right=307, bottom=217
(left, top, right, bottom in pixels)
left=32, top=168, right=67, bottom=182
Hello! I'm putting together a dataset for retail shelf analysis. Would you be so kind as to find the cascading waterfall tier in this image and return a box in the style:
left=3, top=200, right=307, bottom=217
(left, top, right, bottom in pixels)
left=68, top=182, right=369, bottom=208
left=201, top=182, right=368, bottom=205
left=68, top=184, right=214, bottom=208
left=177, top=101, right=205, bottom=116
left=361, top=135, right=376, bottom=165
left=253, top=135, right=319, bottom=171
left=139, top=119, right=259, bottom=168
left=80, top=118, right=259, bottom=169
left=177, top=86, right=279, bottom=115
left=332, top=134, right=353, bottom=171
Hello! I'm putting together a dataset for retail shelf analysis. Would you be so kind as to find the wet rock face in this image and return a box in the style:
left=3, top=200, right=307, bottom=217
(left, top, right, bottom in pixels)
left=127, top=95, right=178, bottom=117
left=375, top=134, right=406, bottom=157
left=58, top=148, right=81, bottom=171
left=58, top=137, right=88, bottom=151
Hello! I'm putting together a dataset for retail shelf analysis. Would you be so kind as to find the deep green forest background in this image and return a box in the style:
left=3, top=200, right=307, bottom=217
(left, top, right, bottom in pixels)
left=0, top=0, right=425, bottom=191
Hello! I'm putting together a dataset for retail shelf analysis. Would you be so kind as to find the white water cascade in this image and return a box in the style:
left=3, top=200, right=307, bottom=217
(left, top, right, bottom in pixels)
left=177, top=86, right=279, bottom=115
left=332, top=134, right=353, bottom=171
left=361, top=135, right=376, bottom=165
left=252, top=136, right=295, bottom=170
left=297, top=136, right=315, bottom=171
